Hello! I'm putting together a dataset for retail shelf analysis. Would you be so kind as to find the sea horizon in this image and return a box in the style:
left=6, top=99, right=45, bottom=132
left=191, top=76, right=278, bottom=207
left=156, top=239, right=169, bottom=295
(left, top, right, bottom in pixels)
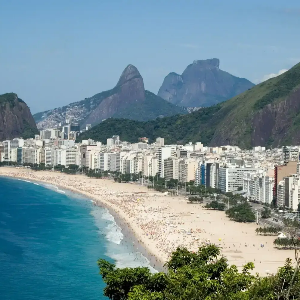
left=0, top=176, right=154, bottom=300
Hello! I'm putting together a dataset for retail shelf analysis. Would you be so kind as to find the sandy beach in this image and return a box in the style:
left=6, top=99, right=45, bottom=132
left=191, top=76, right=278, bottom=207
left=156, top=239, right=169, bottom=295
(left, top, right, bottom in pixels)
left=0, top=167, right=295, bottom=275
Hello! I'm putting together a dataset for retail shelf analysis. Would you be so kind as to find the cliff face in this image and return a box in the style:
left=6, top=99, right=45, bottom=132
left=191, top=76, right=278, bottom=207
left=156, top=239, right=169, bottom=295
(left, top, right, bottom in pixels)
left=158, top=58, right=254, bottom=107
left=0, top=93, right=38, bottom=141
left=34, top=65, right=186, bottom=129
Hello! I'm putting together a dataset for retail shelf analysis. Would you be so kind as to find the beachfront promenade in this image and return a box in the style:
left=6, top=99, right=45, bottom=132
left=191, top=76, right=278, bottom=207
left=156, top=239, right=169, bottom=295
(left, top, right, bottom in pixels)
left=0, top=167, right=295, bottom=275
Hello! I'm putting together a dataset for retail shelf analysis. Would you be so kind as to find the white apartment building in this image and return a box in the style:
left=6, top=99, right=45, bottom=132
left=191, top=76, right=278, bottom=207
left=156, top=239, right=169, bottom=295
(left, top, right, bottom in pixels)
left=65, top=147, right=78, bottom=166
left=158, top=146, right=176, bottom=178
left=219, top=166, right=257, bottom=193
left=4, top=139, right=24, bottom=163
left=277, top=180, right=285, bottom=208
left=22, top=147, right=41, bottom=165
left=243, top=171, right=274, bottom=204
left=109, top=153, right=121, bottom=172
left=52, top=147, right=77, bottom=167
left=143, top=155, right=159, bottom=177
left=99, top=152, right=110, bottom=171
left=178, top=159, right=198, bottom=183
left=289, top=175, right=300, bottom=211
left=208, top=163, right=219, bottom=188
left=164, top=157, right=179, bottom=181
left=44, top=147, right=53, bottom=166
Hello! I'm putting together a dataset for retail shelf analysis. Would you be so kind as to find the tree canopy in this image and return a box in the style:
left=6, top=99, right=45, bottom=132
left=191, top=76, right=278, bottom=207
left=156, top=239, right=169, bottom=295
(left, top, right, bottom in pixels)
left=98, top=244, right=300, bottom=299
left=226, top=202, right=256, bottom=223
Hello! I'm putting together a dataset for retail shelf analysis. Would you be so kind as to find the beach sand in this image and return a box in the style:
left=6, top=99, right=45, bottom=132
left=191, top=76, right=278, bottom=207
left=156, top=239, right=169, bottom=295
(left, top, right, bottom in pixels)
left=0, top=167, right=295, bottom=275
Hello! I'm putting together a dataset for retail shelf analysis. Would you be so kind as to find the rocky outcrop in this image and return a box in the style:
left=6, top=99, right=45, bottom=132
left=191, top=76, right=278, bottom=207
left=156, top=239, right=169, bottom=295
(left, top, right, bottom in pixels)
left=250, top=87, right=300, bottom=146
left=0, top=93, right=38, bottom=141
left=84, top=65, right=145, bottom=126
left=158, top=58, right=254, bottom=107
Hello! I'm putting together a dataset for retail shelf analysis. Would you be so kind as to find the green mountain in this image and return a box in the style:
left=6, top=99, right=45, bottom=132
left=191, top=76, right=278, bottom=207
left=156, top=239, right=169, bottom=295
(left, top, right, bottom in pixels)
left=0, top=93, right=38, bottom=141
left=112, top=90, right=186, bottom=121
left=34, top=65, right=186, bottom=129
left=78, top=62, right=300, bottom=148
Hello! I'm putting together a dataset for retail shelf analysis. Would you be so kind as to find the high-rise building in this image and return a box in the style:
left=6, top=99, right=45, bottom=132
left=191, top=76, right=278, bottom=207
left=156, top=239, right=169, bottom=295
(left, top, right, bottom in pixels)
left=274, top=161, right=298, bottom=206
left=164, top=157, right=179, bottom=181
left=158, top=146, right=176, bottom=178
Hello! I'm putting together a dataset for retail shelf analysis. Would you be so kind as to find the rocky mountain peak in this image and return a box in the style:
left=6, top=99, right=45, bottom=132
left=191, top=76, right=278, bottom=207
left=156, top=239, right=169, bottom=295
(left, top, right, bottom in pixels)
left=191, top=58, right=220, bottom=69
left=116, top=64, right=143, bottom=87
left=158, top=58, right=254, bottom=107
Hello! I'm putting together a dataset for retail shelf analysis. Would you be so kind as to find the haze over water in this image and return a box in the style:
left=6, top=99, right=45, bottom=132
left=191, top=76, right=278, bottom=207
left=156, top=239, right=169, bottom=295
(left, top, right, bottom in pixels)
left=0, top=177, right=152, bottom=300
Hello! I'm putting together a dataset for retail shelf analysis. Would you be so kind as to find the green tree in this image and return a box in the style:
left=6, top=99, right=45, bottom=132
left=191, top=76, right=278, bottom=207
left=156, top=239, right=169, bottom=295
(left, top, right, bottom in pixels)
left=98, top=245, right=258, bottom=299
left=261, top=207, right=271, bottom=219
left=226, top=202, right=255, bottom=222
left=205, top=200, right=226, bottom=211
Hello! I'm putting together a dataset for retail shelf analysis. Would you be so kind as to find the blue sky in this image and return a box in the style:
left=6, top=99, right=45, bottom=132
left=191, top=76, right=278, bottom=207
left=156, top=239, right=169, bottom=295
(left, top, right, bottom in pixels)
left=1, top=0, right=299, bottom=113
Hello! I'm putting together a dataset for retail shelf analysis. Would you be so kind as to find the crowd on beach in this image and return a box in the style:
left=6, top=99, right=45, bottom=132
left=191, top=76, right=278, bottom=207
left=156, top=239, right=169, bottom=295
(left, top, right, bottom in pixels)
left=0, top=168, right=295, bottom=275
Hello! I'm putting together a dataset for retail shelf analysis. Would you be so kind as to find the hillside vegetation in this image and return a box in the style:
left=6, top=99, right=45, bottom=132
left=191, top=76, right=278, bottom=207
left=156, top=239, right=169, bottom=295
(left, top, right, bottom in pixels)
left=78, top=62, right=300, bottom=148
left=112, top=91, right=187, bottom=121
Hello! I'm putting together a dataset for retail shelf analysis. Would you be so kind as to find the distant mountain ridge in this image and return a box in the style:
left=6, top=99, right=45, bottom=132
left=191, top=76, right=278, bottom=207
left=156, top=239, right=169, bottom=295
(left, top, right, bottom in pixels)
left=158, top=58, right=255, bottom=107
left=34, top=65, right=186, bottom=130
left=78, top=61, right=300, bottom=148
left=0, top=93, right=38, bottom=141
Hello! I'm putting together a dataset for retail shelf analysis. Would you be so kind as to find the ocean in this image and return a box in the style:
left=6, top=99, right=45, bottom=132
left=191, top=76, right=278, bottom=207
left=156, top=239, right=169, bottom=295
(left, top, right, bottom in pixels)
left=0, top=176, right=153, bottom=300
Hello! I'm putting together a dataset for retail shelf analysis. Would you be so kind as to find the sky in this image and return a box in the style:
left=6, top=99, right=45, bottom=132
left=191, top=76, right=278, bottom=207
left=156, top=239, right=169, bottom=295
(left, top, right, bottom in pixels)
left=1, top=0, right=300, bottom=113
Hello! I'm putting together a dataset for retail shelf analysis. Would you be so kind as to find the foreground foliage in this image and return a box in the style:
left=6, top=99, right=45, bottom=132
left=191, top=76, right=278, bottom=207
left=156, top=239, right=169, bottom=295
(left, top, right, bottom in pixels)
left=98, top=245, right=300, bottom=299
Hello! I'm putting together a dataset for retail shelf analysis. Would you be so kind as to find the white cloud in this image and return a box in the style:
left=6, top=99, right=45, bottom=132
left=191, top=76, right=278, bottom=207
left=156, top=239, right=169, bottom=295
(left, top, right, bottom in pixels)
left=260, top=69, right=288, bottom=82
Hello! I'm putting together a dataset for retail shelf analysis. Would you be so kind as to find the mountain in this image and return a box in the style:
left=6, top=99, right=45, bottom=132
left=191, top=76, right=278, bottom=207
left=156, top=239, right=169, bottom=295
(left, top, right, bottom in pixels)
left=0, top=93, right=38, bottom=141
left=157, top=58, right=255, bottom=107
left=78, top=61, right=300, bottom=148
left=34, top=65, right=186, bottom=130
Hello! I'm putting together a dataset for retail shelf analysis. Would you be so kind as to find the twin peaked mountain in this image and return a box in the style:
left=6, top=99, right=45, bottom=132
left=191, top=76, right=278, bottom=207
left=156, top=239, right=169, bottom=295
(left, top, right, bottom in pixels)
left=34, top=59, right=253, bottom=129
left=34, top=65, right=186, bottom=129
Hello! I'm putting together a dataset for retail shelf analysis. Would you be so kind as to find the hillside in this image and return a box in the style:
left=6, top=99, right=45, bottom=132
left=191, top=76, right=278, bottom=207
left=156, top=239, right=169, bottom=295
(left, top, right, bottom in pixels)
left=34, top=65, right=186, bottom=129
left=78, top=61, right=300, bottom=148
left=158, top=58, right=254, bottom=107
left=0, top=93, right=38, bottom=141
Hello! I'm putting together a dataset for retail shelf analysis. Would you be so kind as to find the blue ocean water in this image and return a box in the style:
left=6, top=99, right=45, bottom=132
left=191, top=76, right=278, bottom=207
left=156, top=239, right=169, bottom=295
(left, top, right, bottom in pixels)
left=0, top=177, right=153, bottom=300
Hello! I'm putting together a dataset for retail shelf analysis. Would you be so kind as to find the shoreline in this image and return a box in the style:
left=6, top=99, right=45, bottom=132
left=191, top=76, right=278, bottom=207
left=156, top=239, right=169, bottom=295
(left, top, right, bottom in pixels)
left=0, top=167, right=296, bottom=275
left=0, top=170, right=166, bottom=272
